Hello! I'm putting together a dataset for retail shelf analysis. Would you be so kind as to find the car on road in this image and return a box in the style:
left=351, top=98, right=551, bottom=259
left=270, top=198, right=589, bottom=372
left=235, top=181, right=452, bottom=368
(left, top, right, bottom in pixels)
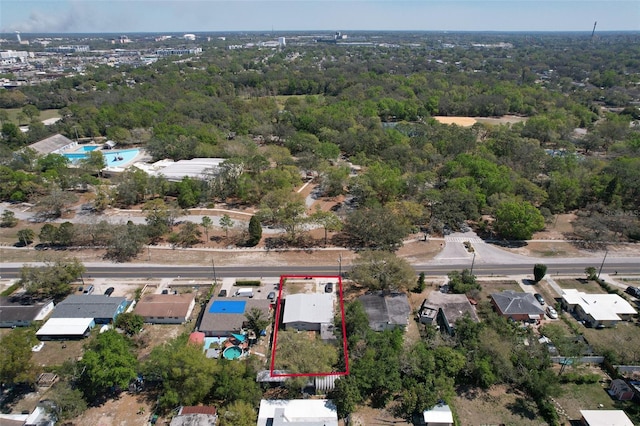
left=267, top=291, right=276, bottom=301
left=534, top=293, right=545, bottom=305
left=546, top=306, right=558, bottom=319
left=325, top=282, right=334, bottom=293
left=218, top=289, right=227, bottom=297
left=104, top=287, right=114, bottom=296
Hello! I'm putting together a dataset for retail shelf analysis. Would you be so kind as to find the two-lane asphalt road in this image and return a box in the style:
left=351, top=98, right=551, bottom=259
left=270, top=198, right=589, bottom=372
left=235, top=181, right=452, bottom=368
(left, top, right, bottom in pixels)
left=1, top=261, right=638, bottom=279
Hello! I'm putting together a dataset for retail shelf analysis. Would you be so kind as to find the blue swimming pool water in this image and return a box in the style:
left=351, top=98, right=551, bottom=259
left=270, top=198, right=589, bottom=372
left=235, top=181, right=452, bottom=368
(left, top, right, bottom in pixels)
left=223, top=346, right=242, bottom=360
left=81, top=145, right=99, bottom=152
left=63, top=148, right=140, bottom=168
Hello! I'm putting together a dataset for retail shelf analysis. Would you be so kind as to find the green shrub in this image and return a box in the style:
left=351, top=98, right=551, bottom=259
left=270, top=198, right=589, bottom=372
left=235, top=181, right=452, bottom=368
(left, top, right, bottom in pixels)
left=235, top=280, right=261, bottom=286
left=0, top=282, right=20, bottom=296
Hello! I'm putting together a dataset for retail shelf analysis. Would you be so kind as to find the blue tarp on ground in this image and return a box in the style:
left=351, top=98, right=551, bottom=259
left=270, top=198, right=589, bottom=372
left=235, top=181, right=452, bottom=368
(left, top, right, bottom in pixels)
left=209, top=300, right=246, bottom=314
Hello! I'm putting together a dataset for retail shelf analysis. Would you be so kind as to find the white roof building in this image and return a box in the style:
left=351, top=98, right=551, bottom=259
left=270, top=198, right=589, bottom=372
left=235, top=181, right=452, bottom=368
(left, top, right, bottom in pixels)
left=257, top=399, right=338, bottom=426
left=562, top=289, right=636, bottom=324
left=132, top=158, right=225, bottom=182
left=580, top=409, right=634, bottom=426
left=283, top=293, right=334, bottom=331
left=36, top=317, right=94, bottom=339
left=423, top=403, right=454, bottom=426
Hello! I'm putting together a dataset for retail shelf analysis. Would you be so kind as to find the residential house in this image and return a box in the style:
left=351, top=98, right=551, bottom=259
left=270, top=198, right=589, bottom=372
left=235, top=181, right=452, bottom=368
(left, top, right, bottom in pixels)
left=199, top=298, right=270, bottom=337
left=169, top=406, right=217, bottom=426
left=134, top=293, right=196, bottom=324
left=36, top=295, right=128, bottom=340
left=580, top=409, right=634, bottom=426
left=610, top=379, right=635, bottom=401
left=490, top=290, right=545, bottom=321
left=561, top=289, right=636, bottom=328
left=0, top=296, right=54, bottom=328
left=50, top=295, right=128, bottom=323
left=423, top=402, right=454, bottom=426
left=358, top=292, right=411, bottom=331
left=282, top=293, right=334, bottom=332
left=257, top=399, right=338, bottom=426
left=420, top=292, right=479, bottom=335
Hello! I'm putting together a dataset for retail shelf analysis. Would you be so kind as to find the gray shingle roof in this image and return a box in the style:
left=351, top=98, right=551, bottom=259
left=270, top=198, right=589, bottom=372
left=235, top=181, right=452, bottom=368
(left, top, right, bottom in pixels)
left=425, top=292, right=479, bottom=327
left=28, top=134, right=75, bottom=155
left=0, top=296, right=53, bottom=324
left=358, top=292, right=410, bottom=329
left=490, top=290, right=544, bottom=316
left=51, top=295, right=127, bottom=319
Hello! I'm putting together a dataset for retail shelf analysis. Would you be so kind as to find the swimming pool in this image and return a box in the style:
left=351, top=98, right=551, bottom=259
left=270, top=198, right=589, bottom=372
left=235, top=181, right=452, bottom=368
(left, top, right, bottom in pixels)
left=80, top=145, right=99, bottom=152
left=222, top=346, right=243, bottom=360
left=63, top=148, right=140, bottom=168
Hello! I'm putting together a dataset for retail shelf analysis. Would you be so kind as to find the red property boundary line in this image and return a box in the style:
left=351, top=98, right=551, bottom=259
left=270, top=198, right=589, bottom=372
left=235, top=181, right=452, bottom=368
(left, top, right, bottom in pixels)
left=269, top=275, right=349, bottom=378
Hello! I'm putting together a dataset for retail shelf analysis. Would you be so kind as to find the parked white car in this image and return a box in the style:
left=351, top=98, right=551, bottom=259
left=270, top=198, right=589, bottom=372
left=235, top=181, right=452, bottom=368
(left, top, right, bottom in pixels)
left=546, top=306, right=558, bottom=319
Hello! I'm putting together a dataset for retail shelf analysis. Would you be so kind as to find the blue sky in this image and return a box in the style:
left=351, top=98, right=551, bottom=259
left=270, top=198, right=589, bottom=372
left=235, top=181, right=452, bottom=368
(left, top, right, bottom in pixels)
left=1, top=1, right=638, bottom=33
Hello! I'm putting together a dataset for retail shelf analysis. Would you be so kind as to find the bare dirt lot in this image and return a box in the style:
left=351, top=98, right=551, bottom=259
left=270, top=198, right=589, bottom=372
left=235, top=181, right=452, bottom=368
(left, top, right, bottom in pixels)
left=455, top=384, right=544, bottom=426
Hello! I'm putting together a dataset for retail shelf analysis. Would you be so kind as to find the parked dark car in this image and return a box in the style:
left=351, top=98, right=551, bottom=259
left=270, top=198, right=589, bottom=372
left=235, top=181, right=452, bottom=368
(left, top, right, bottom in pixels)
left=625, top=286, right=640, bottom=297
left=161, top=289, right=169, bottom=295
left=534, top=293, right=545, bottom=305
left=267, top=291, right=276, bottom=301
left=218, top=289, right=227, bottom=297
left=325, top=282, right=334, bottom=293
left=104, top=287, right=115, bottom=296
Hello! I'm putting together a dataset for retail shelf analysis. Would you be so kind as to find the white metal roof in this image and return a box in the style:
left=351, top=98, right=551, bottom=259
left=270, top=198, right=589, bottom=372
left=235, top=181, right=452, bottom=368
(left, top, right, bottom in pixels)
left=283, top=293, right=334, bottom=325
left=133, top=158, right=225, bottom=182
left=562, top=289, right=636, bottom=321
left=257, top=399, right=338, bottom=426
left=36, top=317, right=94, bottom=336
left=423, top=404, right=454, bottom=424
left=580, top=410, right=634, bottom=426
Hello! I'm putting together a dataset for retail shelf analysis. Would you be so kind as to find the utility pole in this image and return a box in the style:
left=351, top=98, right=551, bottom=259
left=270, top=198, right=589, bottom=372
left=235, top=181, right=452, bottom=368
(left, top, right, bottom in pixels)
left=470, top=252, right=477, bottom=275
left=597, top=248, right=608, bottom=279
left=212, top=258, right=218, bottom=286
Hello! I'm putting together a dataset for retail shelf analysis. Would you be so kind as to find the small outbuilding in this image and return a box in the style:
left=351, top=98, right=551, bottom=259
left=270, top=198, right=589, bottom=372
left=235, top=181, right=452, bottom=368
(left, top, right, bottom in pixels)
left=358, top=291, right=411, bottom=331
left=610, top=379, right=635, bottom=401
left=423, top=402, right=454, bottom=426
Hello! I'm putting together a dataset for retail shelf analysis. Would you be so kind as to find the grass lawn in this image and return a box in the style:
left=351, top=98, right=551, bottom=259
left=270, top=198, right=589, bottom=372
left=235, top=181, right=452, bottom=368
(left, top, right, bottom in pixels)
left=2, top=108, right=60, bottom=125
left=582, top=321, right=640, bottom=365
left=554, top=379, right=617, bottom=421
left=557, top=278, right=605, bottom=294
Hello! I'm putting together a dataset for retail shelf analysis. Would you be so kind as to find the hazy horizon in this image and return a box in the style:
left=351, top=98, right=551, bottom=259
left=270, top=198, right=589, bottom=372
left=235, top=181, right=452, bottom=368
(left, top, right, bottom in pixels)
left=1, top=1, right=639, bottom=34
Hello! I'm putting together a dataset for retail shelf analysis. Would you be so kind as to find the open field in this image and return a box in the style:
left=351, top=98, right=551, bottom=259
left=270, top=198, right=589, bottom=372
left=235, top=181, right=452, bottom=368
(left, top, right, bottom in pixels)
left=553, top=376, right=617, bottom=422
left=582, top=321, right=640, bottom=365
left=557, top=278, right=604, bottom=294
left=2, top=108, right=60, bottom=125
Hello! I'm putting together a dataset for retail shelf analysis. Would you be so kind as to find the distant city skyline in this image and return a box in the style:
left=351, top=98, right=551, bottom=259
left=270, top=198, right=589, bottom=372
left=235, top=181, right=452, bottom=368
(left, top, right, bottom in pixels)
left=1, top=1, right=639, bottom=34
